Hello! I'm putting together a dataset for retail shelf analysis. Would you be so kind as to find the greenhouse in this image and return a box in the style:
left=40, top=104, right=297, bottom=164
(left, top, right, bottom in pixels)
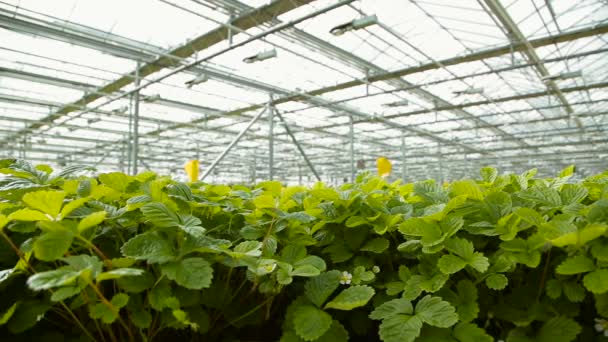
left=0, top=0, right=607, bottom=341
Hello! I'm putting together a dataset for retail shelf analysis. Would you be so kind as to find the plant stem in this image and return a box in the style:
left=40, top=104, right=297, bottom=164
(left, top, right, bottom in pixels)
left=59, top=301, right=97, bottom=342
left=77, top=236, right=110, bottom=263
left=537, top=248, right=552, bottom=302
left=226, top=296, right=274, bottom=327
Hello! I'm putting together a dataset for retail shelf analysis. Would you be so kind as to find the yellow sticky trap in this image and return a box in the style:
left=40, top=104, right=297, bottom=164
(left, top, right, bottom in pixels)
left=377, top=157, right=392, bottom=177
left=184, top=160, right=199, bottom=182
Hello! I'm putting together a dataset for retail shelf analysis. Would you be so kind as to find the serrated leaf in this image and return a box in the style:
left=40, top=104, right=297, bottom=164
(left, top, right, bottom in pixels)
left=345, top=216, right=368, bottom=228
left=438, top=255, right=467, bottom=274
left=253, top=194, right=275, bottom=209
left=305, top=270, right=341, bottom=307
left=60, top=197, right=90, bottom=217
left=121, top=231, right=176, bottom=263
left=316, top=320, right=349, bottom=342
left=324, top=285, right=375, bottom=310
left=34, top=230, right=74, bottom=261
left=450, top=180, right=483, bottom=201
left=234, top=241, right=263, bottom=257
left=563, top=281, right=585, bottom=302
left=293, top=305, right=332, bottom=341
left=97, top=268, right=144, bottom=282
left=161, top=257, right=213, bottom=290
left=453, top=322, right=492, bottom=342
left=51, top=286, right=81, bottom=302
left=294, top=255, right=326, bottom=272
left=141, top=202, right=180, bottom=228
left=111, top=293, right=129, bottom=308
left=560, top=184, right=588, bottom=205
left=8, top=208, right=50, bottom=222
left=22, top=190, right=65, bottom=217
left=469, top=253, right=489, bottom=273
left=27, top=268, right=80, bottom=290
left=556, top=255, right=595, bottom=275
left=480, top=167, right=498, bottom=183
left=415, top=295, right=458, bottom=328
left=360, top=238, right=389, bottom=253
left=537, top=316, right=581, bottom=342
left=379, top=315, right=423, bottom=342
left=583, top=269, right=608, bottom=294
left=369, top=298, right=413, bottom=320
left=515, top=207, right=544, bottom=226
left=485, top=274, right=508, bottom=290
left=291, top=265, right=321, bottom=277
left=77, top=211, right=106, bottom=232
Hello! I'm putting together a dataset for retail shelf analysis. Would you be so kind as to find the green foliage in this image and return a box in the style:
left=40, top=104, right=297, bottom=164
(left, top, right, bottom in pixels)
left=0, top=159, right=607, bottom=341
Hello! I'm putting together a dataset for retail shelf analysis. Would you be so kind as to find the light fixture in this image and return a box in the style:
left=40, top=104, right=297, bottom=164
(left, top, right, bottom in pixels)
left=112, top=106, right=129, bottom=114
left=87, top=117, right=101, bottom=125
left=383, top=99, right=409, bottom=107
left=243, top=49, right=277, bottom=64
left=143, top=94, right=161, bottom=103
left=541, top=70, right=582, bottom=82
left=453, top=87, right=484, bottom=96
left=185, top=73, right=209, bottom=88
left=330, top=15, right=378, bottom=36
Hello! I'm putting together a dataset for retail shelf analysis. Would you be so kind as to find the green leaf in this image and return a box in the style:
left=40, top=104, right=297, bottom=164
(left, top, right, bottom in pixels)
left=63, top=254, right=103, bottom=277
left=253, top=194, right=275, bottom=209
left=97, top=268, right=144, bottom=282
left=0, top=303, right=18, bottom=325
left=117, top=272, right=155, bottom=293
left=325, top=285, right=375, bottom=310
left=345, top=216, right=368, bottom=228
left=8, top=208, right=50, bottom=222
left=485, top=274, right=508, bottom=290
left=161, top=257, right=213, bottom=289
left=7, top=300, right=51, bottom=333
left=90, top=302, right=118, bottom=324
left=450, top=180, right=483, bottom=201
left=293, top=305, right=333, bottom=341
left=131, top=309, right=152, bottom=329
left=415, top=295, right=458, bottom=328
left=294, top=256, right=326, bottom=272
left=560, top=184, right=588, bottom=205
left=453, top=322, right=492, bottom=342
left=111, top=293, right=129, bottom=308
left=27, top=268, right=81, bottom=290
left=537, top=316, right=581, bottom=342
left=60, top=197, right=90, bottom=217
left=369, top=298, right=413, bottom=320
left=233, top=241, right=263, bottom=257
left=559, top=165, right=576, bottom=178
left=141, top=202, right=180, bottom=228
left=480, top=167, right=498, bottom=183
left=316, top=320, right=349, bottom=342
left=291, top=265, right=321, bottom=277
left=121, top=231, right=176, bottom=263
left=378, top=315, right=423, bottom=342
left=305, top=270, right=341, bottom=307
left=438, top=255, right=467, bottom=274
left=77, top=211, right=106, bottom=232
left=51, top=286, right=81, bottom=302
left=98, top=172, right=130, bottom=192
left=563, top=281, right=585, bottom=302
left=515, top=207, right=544, bottom=226
left=555, top=255, right=595, bottom=275
left=360, top=238, right=389, bottom=253
left=34, top=230, right=74, bottom=261
left=583, top=269, right=608, bottom=294
left=469, top=253, right=489, bottom=273
left=553, top=223, right=607, bottom=247
left=22, top=190, right=65, bottom=217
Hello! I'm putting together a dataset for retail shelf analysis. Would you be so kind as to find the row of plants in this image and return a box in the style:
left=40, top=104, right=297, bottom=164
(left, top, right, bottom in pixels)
left=0, top=158, right=607, bottom=341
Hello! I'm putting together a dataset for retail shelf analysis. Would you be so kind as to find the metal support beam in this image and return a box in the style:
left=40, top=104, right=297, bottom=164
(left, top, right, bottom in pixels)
left=131, top=64, right=141, bottom=175
left=200, top=107, right=268, bottom=181
left=275, top=112, right=322, bottom=182
left=0, top=0, right=320, bottom=145
left=268, top=95, right=275, bottom=181
left=349, top=115, right=355, bottom=182
left=401, top=135, right=406, bottom=182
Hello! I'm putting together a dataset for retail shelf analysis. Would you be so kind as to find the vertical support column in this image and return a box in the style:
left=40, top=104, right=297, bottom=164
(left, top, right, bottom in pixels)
left=131, top=62, right=141, bottom=175
left=298, top=164, right=302, bottom=185
left=349, top=115, right=355, bottom=182
left=401, top=134, right=407, bottom=182
left=127, top=94, right=133, bottom=173
left=437, top=143, right=444, bottom=183
left=268, top=94, right=275, bottom=181
left=251, top=154, right=257, bottom=184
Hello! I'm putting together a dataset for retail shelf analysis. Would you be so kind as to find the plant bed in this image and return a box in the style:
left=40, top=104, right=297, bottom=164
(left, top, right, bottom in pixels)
left=0, top=159, right=607, bottom=341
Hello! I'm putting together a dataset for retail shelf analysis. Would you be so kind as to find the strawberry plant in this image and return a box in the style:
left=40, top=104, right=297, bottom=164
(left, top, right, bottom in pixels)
left=0, top=158, right=607, bottom=341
